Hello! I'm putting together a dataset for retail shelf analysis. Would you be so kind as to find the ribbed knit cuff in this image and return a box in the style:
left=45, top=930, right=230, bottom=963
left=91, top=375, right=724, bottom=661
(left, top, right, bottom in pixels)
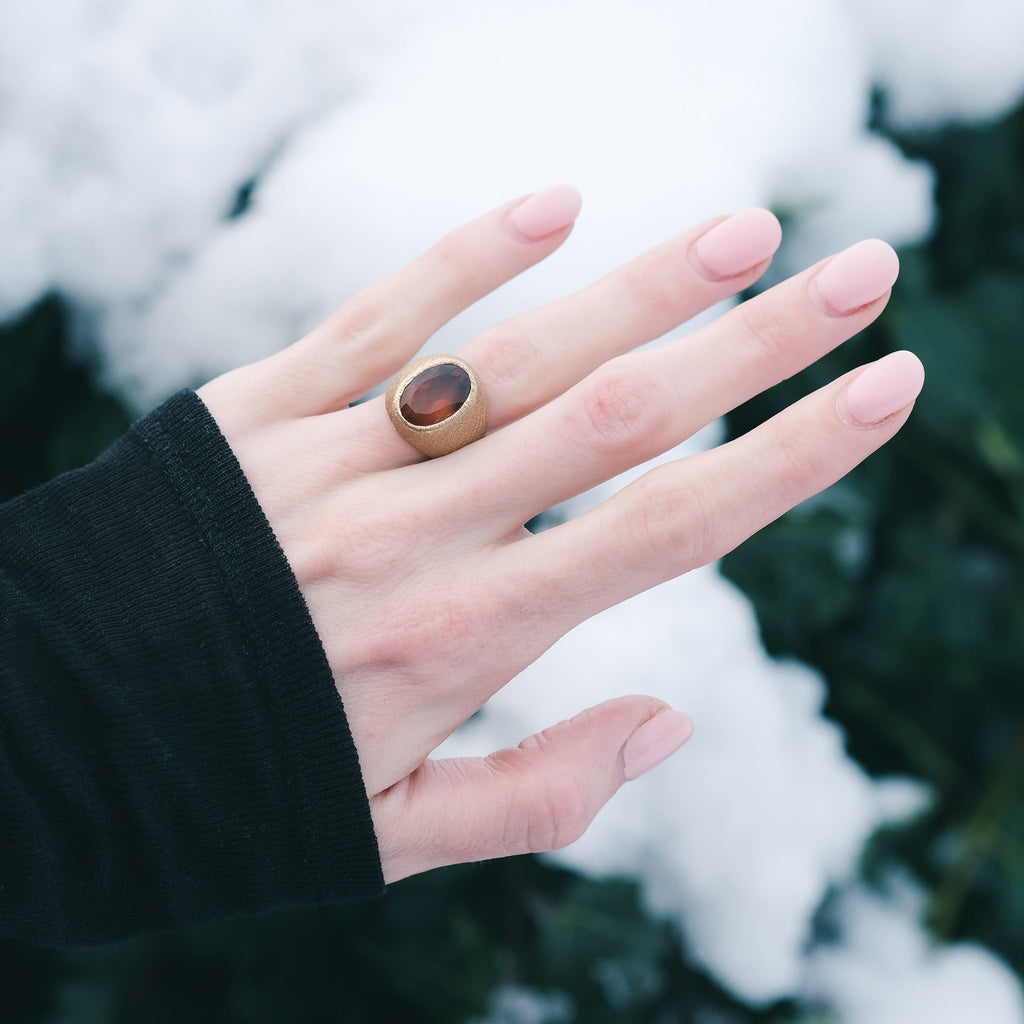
left=0, top=389, right=383, bottom=946
left=133, top=390, right=385, bottom=906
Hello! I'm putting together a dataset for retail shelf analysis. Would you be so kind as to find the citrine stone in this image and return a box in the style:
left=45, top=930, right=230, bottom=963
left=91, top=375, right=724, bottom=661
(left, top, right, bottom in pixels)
left=399, top=363, right=472, bottom=426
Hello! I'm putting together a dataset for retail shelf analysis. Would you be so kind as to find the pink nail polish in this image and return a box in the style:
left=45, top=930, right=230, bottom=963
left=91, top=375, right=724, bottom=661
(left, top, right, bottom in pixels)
left=621, top=710, right=694, bottom=782
left=838, top=351, right=925, bottom=427
left=812, top=239, right=900, bottom=315
left=692, top=208, right=782, bottom=280
left=508, top=184, right=582, bottom=241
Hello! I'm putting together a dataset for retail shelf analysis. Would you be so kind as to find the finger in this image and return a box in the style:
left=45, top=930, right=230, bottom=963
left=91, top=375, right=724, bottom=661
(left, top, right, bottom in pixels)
left=459, top=207, right=783, bottom=427
left=448, top=239, right=901, bottom=529
left=369, top=697, right=693, bottom=884
left=338, top=208, right=783, bottom=472
left=213, top=185, right=584, bottom=423
left=518, top=350, right=925, bottom=632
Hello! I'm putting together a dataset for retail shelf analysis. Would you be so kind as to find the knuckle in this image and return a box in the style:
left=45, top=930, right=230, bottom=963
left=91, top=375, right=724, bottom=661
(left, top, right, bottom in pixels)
left=571, top=358, right=665, bottom=456
left=520, top=773, right=593, bottom=853
left=621, top=466, right=718, bottom=572
left=770, top=418, right=828, bottom=489
left=618, top=253, right=686, bottom=324
left=737, top=299, right=798, bottom=374
left=324, top=287, right=398, bottom=350
left=498, top=718, right=605, bottom=854
left=471, top=316, right=542, bottom=394
left=425, top=230, right=490, bottom=298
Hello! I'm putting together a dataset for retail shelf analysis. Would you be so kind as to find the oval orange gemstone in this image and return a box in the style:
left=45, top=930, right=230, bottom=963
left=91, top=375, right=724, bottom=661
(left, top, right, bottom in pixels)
left=399, top=364, right=472, bottom=426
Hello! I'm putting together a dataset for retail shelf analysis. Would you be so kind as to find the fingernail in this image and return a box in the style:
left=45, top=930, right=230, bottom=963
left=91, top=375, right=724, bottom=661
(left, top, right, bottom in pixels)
left=812, top=239, right=900, bottom=315
left=508, top=184, right=582, bottom=241
left=837, top=350, right=925, bottom=427
left=692, top=208, right=782, bottom=280
left=621, top=710, right=694, bottom=782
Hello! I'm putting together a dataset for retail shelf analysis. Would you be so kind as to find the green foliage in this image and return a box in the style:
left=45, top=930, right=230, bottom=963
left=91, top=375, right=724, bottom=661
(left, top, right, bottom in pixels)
left=722, top=100, right=1024, bottom=969
left=0, top=860, right=799, bottom=1023
left=5, top=95, right=1024, bottom=1024
left=0, top=295, right=130, bottom=502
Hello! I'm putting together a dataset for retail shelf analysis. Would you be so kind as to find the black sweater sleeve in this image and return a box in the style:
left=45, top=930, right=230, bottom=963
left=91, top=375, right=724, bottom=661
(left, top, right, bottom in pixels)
left=0, top=390, right=384, bottom=947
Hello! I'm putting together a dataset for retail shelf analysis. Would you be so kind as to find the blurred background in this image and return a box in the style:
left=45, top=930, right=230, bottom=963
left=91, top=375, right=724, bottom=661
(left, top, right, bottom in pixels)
left=2, top=1, right=1024, bottom=1021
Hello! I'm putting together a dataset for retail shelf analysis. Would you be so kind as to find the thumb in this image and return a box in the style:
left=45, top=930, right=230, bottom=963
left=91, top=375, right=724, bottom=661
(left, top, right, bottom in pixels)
left=370, top=696, right=694, bottom=884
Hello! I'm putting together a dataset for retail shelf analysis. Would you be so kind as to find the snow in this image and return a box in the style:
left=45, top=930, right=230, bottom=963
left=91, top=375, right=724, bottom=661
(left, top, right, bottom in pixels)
left=805, top=877, right=1024, bottom=1023
left=849, top=0, right=1024, bottom=128
left=469, top=986, right=573, bottom=1024
left=3, top=0, right=1024, bottom=1016
left=442, top=459, right=932, bottom=1004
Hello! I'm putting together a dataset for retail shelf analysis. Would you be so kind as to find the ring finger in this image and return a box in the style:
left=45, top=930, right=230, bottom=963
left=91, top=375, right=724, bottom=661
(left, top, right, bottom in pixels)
left=444, top=238, right=901, bottom=531
left=459, top=206, right=783, bottom=427
left=355, top=207, right=783, bottom=468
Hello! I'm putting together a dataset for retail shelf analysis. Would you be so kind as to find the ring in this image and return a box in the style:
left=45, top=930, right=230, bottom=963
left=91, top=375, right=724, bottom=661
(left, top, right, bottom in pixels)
left=385, top=354, right=489, bottom=458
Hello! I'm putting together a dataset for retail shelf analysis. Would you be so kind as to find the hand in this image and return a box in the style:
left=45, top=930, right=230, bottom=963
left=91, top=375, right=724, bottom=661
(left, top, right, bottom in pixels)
left=197, top=186, right=923, bottom=884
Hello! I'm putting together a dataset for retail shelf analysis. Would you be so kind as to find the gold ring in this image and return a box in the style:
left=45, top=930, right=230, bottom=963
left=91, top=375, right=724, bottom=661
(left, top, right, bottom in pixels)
left=385, top=354, right=488, bottom=458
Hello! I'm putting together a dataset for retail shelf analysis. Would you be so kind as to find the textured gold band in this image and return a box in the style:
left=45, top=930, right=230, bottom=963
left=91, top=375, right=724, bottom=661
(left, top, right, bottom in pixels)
left=385, top=354, right=489, bottom=458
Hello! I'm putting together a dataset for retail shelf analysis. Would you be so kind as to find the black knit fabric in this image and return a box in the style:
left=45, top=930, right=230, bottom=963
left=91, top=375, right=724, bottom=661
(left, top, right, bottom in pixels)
left=0, top=390, right=384, bottom=947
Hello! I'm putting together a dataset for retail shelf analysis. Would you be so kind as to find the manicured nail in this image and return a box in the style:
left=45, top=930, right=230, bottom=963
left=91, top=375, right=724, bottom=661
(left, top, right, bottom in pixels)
left=508, top=184, right=583, bottom=241
left=837, top=350, right=925, bottom=427
left=621, top=710, right=694, bottom=782
left=692, top=208, right=782, bottom=280
left=812, top=239, right=900, bottom=315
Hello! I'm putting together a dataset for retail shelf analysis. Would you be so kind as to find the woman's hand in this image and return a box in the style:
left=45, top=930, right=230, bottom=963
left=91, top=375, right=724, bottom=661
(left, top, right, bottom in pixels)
left=197, top=186, right=923, bottom=884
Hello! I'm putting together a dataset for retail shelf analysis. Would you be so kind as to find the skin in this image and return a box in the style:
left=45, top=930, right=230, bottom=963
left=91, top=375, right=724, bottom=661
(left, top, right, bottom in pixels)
left=197, top=190, right=922, bottom=885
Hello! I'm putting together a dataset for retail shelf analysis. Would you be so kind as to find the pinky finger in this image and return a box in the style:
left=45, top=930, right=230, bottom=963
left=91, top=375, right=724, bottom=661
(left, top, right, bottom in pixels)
left=238, top=185, right=584, bottom=421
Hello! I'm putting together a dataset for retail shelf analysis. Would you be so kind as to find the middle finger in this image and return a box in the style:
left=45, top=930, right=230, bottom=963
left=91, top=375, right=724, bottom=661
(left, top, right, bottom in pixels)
left=444, top=238, right=900, bottom=532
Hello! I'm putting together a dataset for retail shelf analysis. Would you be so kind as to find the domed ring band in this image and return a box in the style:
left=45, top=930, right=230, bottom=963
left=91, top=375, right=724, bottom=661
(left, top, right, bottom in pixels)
left=385, top=354, right=489, bottom=458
